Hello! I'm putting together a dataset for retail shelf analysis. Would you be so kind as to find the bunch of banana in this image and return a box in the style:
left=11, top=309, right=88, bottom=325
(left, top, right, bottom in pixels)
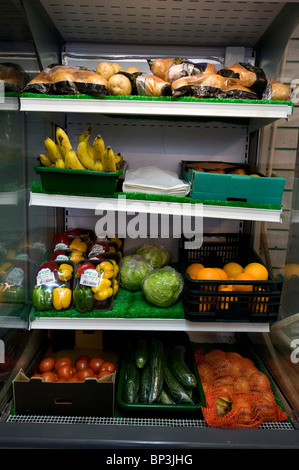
left=37, top=126, right=124, bottom=172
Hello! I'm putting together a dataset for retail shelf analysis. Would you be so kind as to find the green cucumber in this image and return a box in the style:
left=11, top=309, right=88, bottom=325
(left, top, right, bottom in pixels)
left=170, top=345, right=197, bottom=389
left=135, top=338, right=148, bottom=369
left=140, top=363, right=151, bottom=403
left=159, top=388, right=175, bottom=404
left=163, top=351, right=193, bottom=404
left=148, top=337, right=164, bottom=404
left=123, top=353, right=139, bottom=403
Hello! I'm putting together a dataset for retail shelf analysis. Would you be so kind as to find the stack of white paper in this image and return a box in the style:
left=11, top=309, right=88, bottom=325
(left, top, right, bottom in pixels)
left=122, top=166, right=190, bottom=196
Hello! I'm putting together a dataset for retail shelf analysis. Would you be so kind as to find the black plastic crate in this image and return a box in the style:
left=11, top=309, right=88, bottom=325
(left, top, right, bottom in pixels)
left=180, top=233, right=283, bottom=322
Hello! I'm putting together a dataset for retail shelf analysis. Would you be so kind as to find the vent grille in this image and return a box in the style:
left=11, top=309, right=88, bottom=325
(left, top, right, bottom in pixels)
left=7, top=414, right=294, bottom=430
left=40, top=0, right=283, bottom=46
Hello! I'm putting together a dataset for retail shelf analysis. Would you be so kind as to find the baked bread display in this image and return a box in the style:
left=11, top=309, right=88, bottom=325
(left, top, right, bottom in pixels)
left=217, top=62, right=267, bottom=98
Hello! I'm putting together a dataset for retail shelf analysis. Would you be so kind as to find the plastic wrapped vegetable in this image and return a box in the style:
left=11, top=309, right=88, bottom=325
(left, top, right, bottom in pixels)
left=141, top=266, right=183, bottom=307
left=120, top=255, right=153, bottom=291
left=135, top=244, right=171, bottom=269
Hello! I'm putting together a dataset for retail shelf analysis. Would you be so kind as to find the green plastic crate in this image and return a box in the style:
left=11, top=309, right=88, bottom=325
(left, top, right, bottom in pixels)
left=34, top=162, right=127, bottom=195
left=181, top=161, right=285, bottom=206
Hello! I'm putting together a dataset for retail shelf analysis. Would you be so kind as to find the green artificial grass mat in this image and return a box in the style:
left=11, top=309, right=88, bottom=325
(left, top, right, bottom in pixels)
left=30, top=287, right=184, bottom=321
left=20, top=92, right=293, bottom=107
left=31, top=181, right=282, bottom=211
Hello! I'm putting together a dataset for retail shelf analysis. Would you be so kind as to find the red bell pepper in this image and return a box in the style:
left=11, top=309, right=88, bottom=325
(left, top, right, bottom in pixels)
left=51, top=250, right=67, bottom=260
left=35, top=261, right=59, bottom=283
left=76, top=262, right=96, bottom=277
left=53, top=232, right=71, bottom=250
left=89, top=241, right=109, bottom=253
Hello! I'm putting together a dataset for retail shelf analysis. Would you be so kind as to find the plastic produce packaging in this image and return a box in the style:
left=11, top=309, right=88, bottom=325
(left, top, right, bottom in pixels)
left=135, top=244, right=171, bottom=269
left=141, top=266, right=183, bottom=307
left=217, top=62, right=267, bottom=98
left=122, top=165, right=190, bottom=196
left=120, top=255, right=153, bottom=291
left=0, top=62, right=29, bottom=92
left=148, top=58, right=218, bottom=83
left=22, top=64, right=108, bottom=96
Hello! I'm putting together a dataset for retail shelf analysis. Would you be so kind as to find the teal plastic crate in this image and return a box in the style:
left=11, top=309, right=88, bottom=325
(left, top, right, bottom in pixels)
left=181, top=161, right=285, bottom=206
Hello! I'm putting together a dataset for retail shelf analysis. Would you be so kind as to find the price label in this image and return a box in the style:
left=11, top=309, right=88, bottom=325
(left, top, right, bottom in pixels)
left=54, top=243, right=68, bottom=251
left=6, top=267, right=24, bottom=286
left=80, top=268, right=100, bottom=287
left=36, top=268, right=56, bottom=286
left=55, top=255, right=69, bottom=260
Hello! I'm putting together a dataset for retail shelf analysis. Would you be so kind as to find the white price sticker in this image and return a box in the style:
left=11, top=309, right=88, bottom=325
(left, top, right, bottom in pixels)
left=6, top=267, right=24, bottom=286
left=80, top=268, right=100, bottom=287
left=36, top=268, right=56, bottom=286
left=54, top=243, right=68, bottom=251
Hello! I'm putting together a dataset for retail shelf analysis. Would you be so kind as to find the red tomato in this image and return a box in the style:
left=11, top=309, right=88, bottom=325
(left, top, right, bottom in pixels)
left=31, top=373, right=42, bottom=379
left=55, top=356, right=73, bottom=372
left=76, top=368, right=95, bottom=381
left=89, top=357, right=105, bottom=374
left=75, top=358, right=89, bottom=371
left=100, top=361, right=115, bottom=373
left=39, top=357, right=55, bottom=373
left=41, top=371, right=56, bottom=382
left=57, top=364, right=74, bottom=380
left=75, top=355, right=91, bottom=363
left=57, top=377, right=67, bottom=383
left=68, top=376, right=80, bottom=382
left=98, top=370, right=112, bottom=379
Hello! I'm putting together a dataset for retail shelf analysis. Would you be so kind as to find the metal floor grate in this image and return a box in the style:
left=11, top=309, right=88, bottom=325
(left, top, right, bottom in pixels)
left=7, top=414, right=294, bottom=430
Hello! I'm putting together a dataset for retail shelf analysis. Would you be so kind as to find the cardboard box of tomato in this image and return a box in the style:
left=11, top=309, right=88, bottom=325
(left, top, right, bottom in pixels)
left=13, top=348, right=118, bottom=416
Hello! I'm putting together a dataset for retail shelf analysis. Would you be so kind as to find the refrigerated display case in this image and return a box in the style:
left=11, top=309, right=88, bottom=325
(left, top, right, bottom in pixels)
left=0, top=0, right=299, bottom=449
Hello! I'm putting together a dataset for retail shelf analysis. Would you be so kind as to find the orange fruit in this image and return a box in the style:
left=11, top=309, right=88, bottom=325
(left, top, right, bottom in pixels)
left=186, top=263, right=204, bottom=279
left=196, top=267, right=222, bottom=281
left=233, top=272, right=256, bottom=291
left=243, top=262, right=268, bottom=281
left=223, top=262, right=243, bottom=279
left=214, top=268, right=229, bottom=280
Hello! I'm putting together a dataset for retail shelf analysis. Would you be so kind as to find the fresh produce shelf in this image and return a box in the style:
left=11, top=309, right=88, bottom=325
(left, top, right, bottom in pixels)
left=28, top=286, right=270, bottom=332
left=20, top=94, right=293, bottom=128
left=29, top=187, right=283, bottom=223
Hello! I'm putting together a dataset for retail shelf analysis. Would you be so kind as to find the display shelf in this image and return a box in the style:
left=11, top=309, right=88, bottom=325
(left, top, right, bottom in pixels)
left=29, top=190, right=283, bottom=223
left=0, top=96, right=19, bottom=112
left=20, top=96, right=293, bottom=132
left=29, top=315, right=270, bottom=333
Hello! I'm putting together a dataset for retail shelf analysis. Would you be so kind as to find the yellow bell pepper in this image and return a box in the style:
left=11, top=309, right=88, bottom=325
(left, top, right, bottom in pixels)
left=109, top=259, right=119, bottom=276
left=69, top=250, right=85, bottom=263
left=110, top=237, right=122, bottom=249
left=57, top=263, right=73, bottom=281
left=96, top=261, right=114, bottom=279
left=94, top=287, right=113, bottom=301
left=113, top=278, right=119, bottom=295
left=53, top=286, right=72, bottom=310
left=92, top=278, right=111, bottom=293
left=70, top=238, right=88, bottom=253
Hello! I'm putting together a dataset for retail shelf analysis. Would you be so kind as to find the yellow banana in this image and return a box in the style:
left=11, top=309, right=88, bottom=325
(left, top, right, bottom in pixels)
left=93, top=134, right=105, bottom=164
left=56, top=127, right=72, bottom=158
left=77, top=134, right=95, bottom=170
left=114, top=152, right=124, bottom=171
left=103, top=146, right=117, bottom=172
left=78, top=127, right=92, bottom=144
left=65, top=149, right=86, bottom=170
left=37, top=153, right=53, bottom=167
left=44, top=138, right=61, bottom=163
left=55, top=157, right=65, bottom=168
left=94, top=159, right=104, bottom=171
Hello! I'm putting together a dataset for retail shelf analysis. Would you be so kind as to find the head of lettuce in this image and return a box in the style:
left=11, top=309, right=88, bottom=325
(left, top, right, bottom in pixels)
left=141, top=266, right=183, bottom=307
left=120, top=254, right=153, bottom=291
left=135, top=244, right=171, bottom=269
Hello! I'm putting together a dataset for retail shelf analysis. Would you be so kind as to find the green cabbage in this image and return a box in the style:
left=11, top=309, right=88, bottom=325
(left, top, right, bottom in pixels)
left=141, top=266, right=183, bottom=307
left=120, top=255, right=153, bottom=291
left=135, top=244, right=171, bottom=269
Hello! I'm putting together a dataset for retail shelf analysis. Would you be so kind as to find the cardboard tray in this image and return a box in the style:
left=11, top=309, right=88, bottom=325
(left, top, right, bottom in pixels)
left=34, top=161, right=127, bottom=195
left=181, top=161, right=285, bottom=206
left=13, top=347, right=117, bottom=416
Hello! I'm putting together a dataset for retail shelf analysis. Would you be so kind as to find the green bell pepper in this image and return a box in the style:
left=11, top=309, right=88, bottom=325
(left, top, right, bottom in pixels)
left=32, top=285, right=53, bottom=310
left=73, top=285, right=95, bottom=312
